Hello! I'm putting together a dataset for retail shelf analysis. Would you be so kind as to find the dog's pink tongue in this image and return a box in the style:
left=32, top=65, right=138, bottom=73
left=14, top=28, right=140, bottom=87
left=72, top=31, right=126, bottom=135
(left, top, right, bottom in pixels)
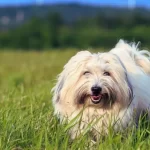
left=92, top=95, right=102, bottom=100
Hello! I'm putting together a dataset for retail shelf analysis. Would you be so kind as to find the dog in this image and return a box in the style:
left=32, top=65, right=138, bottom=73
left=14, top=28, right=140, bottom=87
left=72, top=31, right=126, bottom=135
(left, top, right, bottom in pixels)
left=52, top=40, right=150, bottom=140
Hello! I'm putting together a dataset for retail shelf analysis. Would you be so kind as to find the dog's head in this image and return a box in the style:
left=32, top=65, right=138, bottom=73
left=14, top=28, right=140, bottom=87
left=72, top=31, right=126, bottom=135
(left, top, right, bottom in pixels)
left=52, top=51, right=133, bottom=117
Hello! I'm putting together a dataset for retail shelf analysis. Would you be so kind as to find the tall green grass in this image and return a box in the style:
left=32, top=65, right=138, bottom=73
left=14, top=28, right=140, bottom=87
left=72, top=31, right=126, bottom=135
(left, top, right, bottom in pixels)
left=0, top=49, right=149, bottom=150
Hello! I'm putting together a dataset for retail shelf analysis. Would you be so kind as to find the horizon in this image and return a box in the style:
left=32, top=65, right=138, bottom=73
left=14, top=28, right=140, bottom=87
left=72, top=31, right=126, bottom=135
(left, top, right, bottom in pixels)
left=0, top=0, right=149, bottom=8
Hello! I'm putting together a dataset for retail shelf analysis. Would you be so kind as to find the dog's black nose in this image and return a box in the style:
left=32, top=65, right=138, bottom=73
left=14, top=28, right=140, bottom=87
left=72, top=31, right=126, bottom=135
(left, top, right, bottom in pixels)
left=91, top=86, right=102, bottom=95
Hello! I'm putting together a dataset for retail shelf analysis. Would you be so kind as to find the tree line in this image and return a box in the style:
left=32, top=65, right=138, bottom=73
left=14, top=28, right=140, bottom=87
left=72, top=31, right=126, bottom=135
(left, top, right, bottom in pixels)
left=0, top=11, right=150, bottom=50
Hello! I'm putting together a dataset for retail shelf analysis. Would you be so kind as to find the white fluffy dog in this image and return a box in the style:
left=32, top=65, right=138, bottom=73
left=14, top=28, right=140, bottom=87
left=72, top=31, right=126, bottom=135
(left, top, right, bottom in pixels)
left=52, top=40, right=150, bottom=140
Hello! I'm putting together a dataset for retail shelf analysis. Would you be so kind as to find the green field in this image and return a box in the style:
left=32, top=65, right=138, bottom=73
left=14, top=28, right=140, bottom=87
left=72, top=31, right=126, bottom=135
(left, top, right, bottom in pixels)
left=0, top=50, right=150, bottom=150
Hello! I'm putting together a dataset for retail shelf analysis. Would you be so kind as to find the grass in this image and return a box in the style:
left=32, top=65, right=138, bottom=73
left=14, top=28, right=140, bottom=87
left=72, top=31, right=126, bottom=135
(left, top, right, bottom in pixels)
left=0, top=49, right=150, bottom=150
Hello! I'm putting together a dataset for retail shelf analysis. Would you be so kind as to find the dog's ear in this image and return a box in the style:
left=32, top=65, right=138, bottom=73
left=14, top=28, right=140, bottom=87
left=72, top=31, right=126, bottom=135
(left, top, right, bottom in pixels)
left=125, top=72, right=133, bottom=102
left=52, top=51, right=92, bottom=104
left=113, top=54, right=134, bottom=102
left=52, top=72, right=65, bottom=104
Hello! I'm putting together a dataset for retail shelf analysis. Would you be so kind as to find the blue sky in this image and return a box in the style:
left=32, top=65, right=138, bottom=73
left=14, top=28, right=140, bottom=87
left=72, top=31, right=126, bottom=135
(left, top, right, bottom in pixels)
left=0, top=0, right=149, bottom=8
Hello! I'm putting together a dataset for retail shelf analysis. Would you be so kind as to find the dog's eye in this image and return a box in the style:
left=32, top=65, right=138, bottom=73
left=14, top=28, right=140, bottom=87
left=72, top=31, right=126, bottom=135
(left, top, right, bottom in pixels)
left=103, top=72, right=110, bottom=76
left=83, top=71, right=91, bottom=75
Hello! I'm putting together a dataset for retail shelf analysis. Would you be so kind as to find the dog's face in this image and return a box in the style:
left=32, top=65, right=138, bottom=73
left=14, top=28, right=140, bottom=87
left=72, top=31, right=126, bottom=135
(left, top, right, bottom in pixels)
left=52, top=51, right=133, bottom=116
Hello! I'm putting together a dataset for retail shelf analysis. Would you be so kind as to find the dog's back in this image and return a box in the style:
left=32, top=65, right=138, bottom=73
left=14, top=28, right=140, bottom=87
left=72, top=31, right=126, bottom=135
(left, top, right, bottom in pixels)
left=111, top=40, right=150, bottom=75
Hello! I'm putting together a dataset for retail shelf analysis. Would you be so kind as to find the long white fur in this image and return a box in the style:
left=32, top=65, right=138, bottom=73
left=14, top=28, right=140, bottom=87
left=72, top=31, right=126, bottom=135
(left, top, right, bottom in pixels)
left=52, top=40, right=150, bottom=140
left=110, top=39, right=150, bottom=119
left=111, top=39, right=150, bottom=74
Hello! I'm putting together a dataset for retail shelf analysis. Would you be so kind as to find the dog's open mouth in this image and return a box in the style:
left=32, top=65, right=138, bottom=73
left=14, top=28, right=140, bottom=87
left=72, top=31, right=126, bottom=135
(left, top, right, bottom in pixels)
left=91, top=94, right=103, bottom=104
left=90, top=93, right=108, bottom=104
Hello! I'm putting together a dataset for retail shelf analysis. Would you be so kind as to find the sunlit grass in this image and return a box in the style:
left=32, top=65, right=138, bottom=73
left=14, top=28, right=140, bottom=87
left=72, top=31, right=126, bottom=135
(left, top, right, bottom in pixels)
left=0, top=49, right=149, bottom=149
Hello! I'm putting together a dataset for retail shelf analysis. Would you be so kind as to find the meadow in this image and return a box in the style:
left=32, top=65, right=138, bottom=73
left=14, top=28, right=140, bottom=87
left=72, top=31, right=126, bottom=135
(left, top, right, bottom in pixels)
left=0, top=49, right=150, bottom=150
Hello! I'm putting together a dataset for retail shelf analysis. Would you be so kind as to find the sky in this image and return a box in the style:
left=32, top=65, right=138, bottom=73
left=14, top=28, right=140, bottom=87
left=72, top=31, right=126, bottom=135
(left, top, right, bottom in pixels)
left=0, top=0, right=149, bottom=8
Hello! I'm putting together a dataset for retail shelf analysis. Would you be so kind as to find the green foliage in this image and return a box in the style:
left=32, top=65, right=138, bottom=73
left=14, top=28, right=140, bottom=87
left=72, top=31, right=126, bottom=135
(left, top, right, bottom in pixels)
left=0, top=5, right=150, bottom=50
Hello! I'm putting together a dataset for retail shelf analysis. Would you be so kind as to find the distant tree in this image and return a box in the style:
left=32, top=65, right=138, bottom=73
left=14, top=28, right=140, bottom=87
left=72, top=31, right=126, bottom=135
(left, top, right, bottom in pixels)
left=10, top=17, right=45, bottom=49
left=47, top=13, right=63, bottom=48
